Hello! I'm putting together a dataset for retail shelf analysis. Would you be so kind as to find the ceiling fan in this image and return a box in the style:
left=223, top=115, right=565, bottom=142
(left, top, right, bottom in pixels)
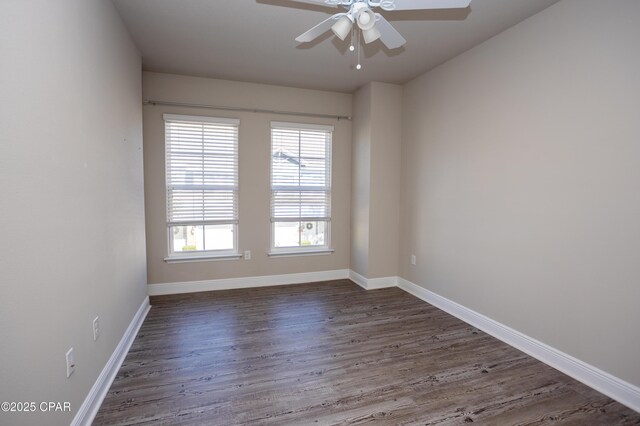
left=294, top=0, right=472, bottom=52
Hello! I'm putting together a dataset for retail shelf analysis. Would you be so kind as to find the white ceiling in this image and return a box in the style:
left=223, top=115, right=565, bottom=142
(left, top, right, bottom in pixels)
left=113, top=0, right=560, bottom=93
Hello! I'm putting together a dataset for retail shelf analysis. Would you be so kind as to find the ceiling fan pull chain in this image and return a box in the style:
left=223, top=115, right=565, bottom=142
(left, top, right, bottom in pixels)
left=356, top=28, right=362, bottom=70
left=350, top=24, right=355, bottom=52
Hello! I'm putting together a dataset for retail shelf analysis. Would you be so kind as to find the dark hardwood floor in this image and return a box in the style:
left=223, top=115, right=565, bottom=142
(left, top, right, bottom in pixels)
left=94, top=280, right=640, bottom=425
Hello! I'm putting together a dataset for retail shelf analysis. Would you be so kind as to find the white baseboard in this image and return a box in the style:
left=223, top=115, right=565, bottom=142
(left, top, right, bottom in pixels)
left=348, top=270, right=397, bottom=290
left=71, top=296, right=151, bottom=426
left=368, top=276, right=398, bottom=289
left=148, top=269, right=350, bottom=296
left=396, top=277, right=640, bottom=414
left=348, top=270, right=368, bottom=289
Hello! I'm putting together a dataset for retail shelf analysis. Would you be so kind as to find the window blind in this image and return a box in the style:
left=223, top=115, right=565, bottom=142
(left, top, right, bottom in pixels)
left=164, top=114, right=239, bottom=227
left=271, top=122, right=333, bottom=222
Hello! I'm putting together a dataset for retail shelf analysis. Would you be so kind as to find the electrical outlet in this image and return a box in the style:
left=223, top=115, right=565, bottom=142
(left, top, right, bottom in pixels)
left=93, top=316, right=100, bottom=341
left=411, top=254, right=417, bottom=266
left=65, top=348, right=75, bottom=378
left=244, top=250, right=251, bottom=260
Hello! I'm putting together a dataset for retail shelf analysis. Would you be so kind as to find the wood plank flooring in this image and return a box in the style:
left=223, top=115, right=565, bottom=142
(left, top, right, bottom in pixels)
left=94, top=280, right=640, bottom=425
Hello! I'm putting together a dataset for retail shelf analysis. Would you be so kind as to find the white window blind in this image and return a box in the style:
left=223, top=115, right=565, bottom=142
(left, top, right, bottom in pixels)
left=165, top=114, right=239, bottom=228
left=270, top=122, right=333, bottom=223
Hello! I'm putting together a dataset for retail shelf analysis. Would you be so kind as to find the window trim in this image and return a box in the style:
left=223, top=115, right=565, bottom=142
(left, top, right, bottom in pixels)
left=164, top=251, right=242, bottom=263
left=269, top=121, right=333, bottom=254
left=164, top=114, right=240, bottom=126
left=164, top=113, right=240, bottom=260
left=270, top=121, right=335, bottom=132
left=267, top=249, right=335, bottom=258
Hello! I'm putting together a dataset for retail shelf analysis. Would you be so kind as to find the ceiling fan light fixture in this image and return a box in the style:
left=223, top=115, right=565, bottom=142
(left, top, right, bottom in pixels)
left=293, top=0, right=471, bottom=57
left=355, top=8, right=376, bottom=31
left=362, top=26, right=381, bottom=44
left=331, top=15, right=353, bottom=40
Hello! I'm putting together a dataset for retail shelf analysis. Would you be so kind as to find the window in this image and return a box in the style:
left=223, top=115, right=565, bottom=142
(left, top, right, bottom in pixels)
left=164, top=114, right=239, bottom=259
left=270, top=121, right=333, bottom=254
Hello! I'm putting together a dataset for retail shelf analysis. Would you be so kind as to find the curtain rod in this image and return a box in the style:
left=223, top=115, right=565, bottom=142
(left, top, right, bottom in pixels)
left=143, top=100, right=352, bottom=121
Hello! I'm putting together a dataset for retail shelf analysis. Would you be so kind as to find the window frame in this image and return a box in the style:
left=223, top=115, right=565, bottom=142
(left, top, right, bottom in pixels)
left=163, top=113, right=241, bottom=262
left=269, top=121, right=334, bottom=256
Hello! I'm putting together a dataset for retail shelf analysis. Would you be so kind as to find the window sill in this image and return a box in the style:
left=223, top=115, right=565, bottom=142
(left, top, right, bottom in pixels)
left=164, top=253, right=242, bottom=263
left=268, top=249, right=334, bottom=258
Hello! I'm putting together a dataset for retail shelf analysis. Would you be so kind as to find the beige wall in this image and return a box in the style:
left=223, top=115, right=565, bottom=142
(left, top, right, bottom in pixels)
left=351, top=82, right=402, bottom=279
left=400, top=0, right=640, bottom=387
left=143, top=72, right=352, bottom=285
left=0, top=1, right=147, bottom=425
left=369, top=82, right=402, bottom=279
left=350, top=84, right=372, bottom=277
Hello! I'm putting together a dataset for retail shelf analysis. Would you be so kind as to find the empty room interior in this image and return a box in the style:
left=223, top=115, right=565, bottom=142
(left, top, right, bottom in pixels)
left=2, top=0, right=640, bottom=425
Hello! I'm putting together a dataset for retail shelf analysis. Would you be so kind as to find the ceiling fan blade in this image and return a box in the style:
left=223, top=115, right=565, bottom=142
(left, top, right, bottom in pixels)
left=288, top=0, right=340, bottom=8
left=295, top=14, right=344, bottom=43
left=389, top=0, right=471, bottom=11
left=374, top=14, right=406, bottom=49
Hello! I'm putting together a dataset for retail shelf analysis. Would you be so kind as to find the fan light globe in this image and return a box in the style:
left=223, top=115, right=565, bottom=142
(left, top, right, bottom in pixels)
left=331, top=16, right=353, bottom=40
left=363, top=26, right=381, bottom=44
left=355, top=9, right=376, bottom=31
